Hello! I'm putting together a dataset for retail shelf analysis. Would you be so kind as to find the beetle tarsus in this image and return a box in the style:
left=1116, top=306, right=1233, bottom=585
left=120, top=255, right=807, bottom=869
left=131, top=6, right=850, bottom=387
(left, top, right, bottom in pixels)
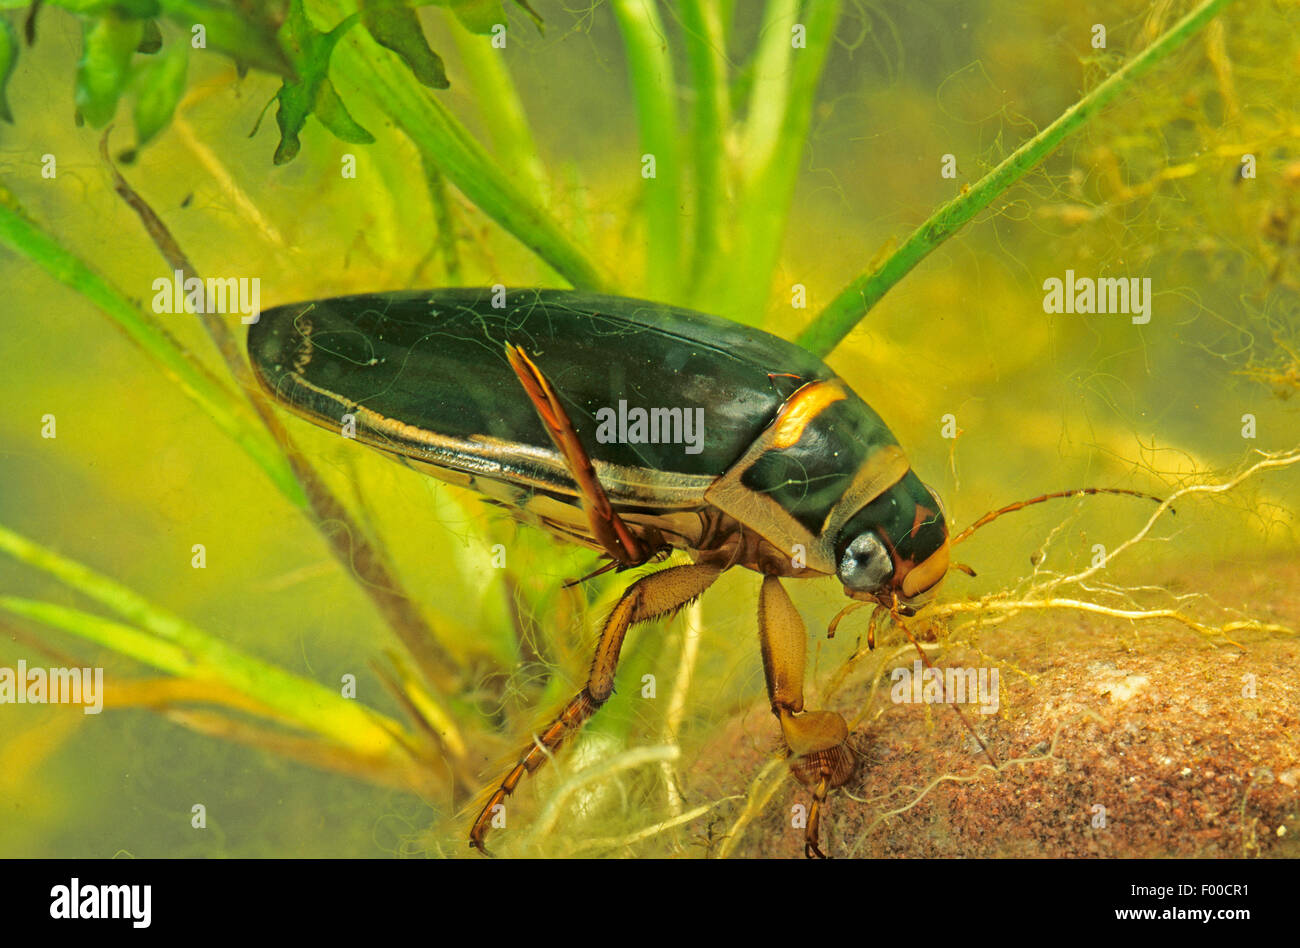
left=800, top=774, right=842, bottom=859
left=804, top=777, right=832, bottom=859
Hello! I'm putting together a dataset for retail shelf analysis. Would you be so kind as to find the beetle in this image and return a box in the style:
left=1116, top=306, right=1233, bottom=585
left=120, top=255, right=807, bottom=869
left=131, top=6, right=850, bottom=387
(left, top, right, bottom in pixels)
left=247, top=286, right=1158, bottom=857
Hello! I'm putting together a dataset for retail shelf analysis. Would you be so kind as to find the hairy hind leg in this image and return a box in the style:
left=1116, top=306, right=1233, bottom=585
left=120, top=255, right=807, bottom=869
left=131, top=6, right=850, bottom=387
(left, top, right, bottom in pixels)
left=758, top=575, right=854, bottom=858
left=469, top=562, right=721, bottom=854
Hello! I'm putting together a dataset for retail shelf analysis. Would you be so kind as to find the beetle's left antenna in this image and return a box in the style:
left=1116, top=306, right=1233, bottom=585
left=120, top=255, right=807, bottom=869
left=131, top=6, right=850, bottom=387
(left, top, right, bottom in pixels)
left=950, top=487, right=1172, bottom=546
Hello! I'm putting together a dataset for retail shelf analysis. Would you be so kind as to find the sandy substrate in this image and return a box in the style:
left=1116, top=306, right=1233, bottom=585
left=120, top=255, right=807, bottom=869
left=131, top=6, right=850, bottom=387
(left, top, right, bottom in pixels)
left=689, top=558, right=1300, bottom=858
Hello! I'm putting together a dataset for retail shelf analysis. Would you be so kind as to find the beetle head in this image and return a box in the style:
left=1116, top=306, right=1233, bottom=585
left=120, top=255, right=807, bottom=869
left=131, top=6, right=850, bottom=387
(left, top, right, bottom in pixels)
left=833, top=471, right=949, bottom=609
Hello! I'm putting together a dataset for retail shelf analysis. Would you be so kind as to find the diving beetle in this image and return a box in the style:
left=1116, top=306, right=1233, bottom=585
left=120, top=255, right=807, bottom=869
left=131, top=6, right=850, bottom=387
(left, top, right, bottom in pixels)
left=247, top=287, right=1152, bottom=857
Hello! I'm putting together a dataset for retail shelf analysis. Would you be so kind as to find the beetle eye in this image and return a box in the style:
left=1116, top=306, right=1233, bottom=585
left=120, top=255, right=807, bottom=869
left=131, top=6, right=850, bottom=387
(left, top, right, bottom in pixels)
left=837, top=532, right=893, bottom=592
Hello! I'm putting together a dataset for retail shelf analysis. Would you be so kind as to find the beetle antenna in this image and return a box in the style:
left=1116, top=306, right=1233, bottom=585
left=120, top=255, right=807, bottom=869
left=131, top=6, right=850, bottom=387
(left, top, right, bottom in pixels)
left=950, top=487, right=1172, bottom=546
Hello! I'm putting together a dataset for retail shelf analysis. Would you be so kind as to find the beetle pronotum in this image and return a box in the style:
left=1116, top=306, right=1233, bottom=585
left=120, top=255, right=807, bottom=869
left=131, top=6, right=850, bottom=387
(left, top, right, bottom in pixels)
left=249, top=286, right=1163, bottom=857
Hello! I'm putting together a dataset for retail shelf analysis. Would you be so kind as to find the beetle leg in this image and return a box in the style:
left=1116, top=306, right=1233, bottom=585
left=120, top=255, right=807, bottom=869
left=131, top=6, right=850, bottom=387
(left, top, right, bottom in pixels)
left=806, top=776, right=831, bottom=859
left=758, top=575, right=855, bottom=858
left=469, top=562, right=721, bottom=855
left=505, top=343, right=647, bottom=566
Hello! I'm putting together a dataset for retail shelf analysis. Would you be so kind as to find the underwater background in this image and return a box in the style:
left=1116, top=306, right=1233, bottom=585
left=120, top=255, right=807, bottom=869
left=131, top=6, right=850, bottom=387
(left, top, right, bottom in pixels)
left=1, top=0, right=1297, bottom=858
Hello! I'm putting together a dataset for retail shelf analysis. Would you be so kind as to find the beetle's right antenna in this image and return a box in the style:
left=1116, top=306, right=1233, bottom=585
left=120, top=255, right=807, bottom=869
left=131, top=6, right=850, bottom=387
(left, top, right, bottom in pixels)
left=950, top=487, right=1172, bottom=546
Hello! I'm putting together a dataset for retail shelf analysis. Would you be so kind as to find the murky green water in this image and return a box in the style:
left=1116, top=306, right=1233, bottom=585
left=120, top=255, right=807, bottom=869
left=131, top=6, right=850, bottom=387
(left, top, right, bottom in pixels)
left=1, top=1, right=1296, bottom=858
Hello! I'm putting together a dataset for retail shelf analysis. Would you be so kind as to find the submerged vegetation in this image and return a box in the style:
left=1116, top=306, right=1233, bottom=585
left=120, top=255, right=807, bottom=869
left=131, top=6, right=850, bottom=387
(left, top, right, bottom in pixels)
left=0, top=0, right=1297, bottom=857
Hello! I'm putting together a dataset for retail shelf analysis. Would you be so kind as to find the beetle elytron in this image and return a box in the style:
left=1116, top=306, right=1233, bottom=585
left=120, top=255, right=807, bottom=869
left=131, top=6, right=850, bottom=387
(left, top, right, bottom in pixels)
left=246, top=287, right=969, bottom=858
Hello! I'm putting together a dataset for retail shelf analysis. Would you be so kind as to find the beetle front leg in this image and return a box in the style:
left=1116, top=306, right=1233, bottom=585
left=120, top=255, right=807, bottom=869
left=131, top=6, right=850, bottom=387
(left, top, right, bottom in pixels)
left=758, top=575, right=855, bottom=858
left=469, top=563, right=721, bottom=855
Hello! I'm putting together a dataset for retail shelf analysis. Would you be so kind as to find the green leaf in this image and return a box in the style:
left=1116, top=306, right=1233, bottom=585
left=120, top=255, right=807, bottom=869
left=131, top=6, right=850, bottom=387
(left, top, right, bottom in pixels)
left=312, top=74, right=375, bottom=144
left=45, top=1, right=164, bottom=15
left=156, top=0, right=294, bottom=78
left=132, top=38, right=187, bottom=147
left=511, top=0, right=543, bottom=32
left=0, top=16, right=16, bottom=123
left=359, top=0, right=448, bottom=89
left=272, top=1, right=371, bottom=164
left=74, top=14, right=144, bottom=128
left=450, top=0, right=504, bottom=36
left=136, top=18, right=162, bottom=53
left=116, top=0, right=162, bottom=17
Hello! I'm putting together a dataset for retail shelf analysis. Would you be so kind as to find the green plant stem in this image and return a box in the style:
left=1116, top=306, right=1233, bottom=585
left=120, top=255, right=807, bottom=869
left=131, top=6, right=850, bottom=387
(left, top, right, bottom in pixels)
left=611, top=0, right=682, bottom=300
left=422, top=156, right=463, bottom=282
left=0, top=186, right=308, bottom=509
left=737, top=0, right=799, bottom=180
left=796, top=0, right=1236, bottom=359
left=679, top=0, right=730, bottom=295
left=718, top=0, right=736, bottom=45
left=0, top=524, right=407, bottom=758
left=100, top=147, right=467, bottom=699
left=0, top=599, right=195, bottom=675
left=700, top=0, right=840, bottom=321
left=318, top=0, right=609, bottom=291
left=447, top=11, right=549, bottom=209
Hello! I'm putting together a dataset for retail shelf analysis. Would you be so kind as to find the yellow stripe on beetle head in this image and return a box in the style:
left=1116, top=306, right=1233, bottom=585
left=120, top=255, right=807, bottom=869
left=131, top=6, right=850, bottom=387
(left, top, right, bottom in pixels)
left=772, top=381, right=846, bottom=449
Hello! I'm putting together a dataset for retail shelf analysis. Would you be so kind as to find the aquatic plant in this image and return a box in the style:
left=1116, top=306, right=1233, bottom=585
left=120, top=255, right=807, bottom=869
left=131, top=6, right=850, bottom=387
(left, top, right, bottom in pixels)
left=1, top=0, right=1296, bottom=857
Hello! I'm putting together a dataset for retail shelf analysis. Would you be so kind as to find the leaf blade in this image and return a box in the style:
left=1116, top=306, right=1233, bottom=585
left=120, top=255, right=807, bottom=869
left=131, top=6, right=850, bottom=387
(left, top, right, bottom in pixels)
left=132, top=37, right=188, bottom=148
left=359, top=0, right=448, bottom=88
left=74, top=13, right=144, bottom=128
